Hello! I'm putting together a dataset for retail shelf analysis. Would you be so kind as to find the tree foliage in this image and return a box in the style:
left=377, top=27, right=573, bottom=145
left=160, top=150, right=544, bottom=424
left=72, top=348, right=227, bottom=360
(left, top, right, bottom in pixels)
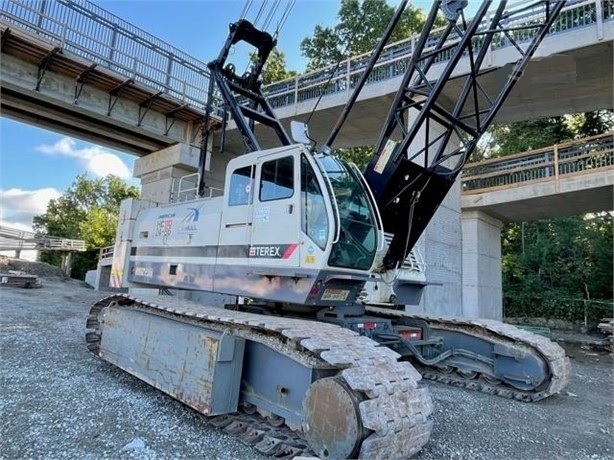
left=297, top=1, right=444, bottom=166
left=33, top=174, right=139, bottom=279
left=477, top=110, right=614, bottom=160
left=300, top=0, right=433, bottom=70
left=334, top=146, right=374, bottom=171
left=251, top=47, right=297, bottom=85
left=502, top=215, right=613, bottom=322
left=490, top=110, right=613, bottom=322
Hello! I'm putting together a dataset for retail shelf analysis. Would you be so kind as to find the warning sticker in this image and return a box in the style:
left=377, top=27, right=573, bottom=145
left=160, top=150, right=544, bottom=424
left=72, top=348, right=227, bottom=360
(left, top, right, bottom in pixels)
left=374, top=139, right=397, bottom=174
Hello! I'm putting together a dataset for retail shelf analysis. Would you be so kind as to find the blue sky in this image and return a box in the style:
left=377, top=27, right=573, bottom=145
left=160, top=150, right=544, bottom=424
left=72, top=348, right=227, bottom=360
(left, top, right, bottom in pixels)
left=0, top=0, right=453, bottom=232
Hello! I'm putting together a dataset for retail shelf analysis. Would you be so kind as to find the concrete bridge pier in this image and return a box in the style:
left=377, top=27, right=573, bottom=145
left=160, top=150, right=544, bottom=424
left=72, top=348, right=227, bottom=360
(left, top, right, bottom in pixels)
left=133, top=140, right=233, bottom=204
left=461, top=210, right=504, bottom=320
left=60, top=251, right=74, bottom=277
left=402, top=115, right=464, bottom=317
left=133, top=143, right=200, bottom=204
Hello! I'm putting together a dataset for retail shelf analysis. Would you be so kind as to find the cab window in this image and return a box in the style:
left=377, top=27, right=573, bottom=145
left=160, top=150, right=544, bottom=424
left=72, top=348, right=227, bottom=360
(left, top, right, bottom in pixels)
left=228, top=166, right=254, bottom=206
left=260, top=156, right=294, bottom=201
left=301, top=155, right=329, bottom=250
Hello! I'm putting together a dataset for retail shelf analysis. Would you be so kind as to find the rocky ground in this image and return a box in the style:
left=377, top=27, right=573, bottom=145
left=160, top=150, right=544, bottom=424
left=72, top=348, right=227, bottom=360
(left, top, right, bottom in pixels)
left=0, top=260, right=612, bottom=460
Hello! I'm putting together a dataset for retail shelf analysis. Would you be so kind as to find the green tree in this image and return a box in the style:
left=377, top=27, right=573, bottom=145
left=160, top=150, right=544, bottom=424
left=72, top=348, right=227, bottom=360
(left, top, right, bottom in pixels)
left=478, top=110, right=613, bottom=160
left=260, top=48, right=297, bottom=85
left=249, top=47, right=297, bottom=85
left=502, top=215, right=613, bottom=322
left=492, top=110, right=613, bottom=322
left=335, top=146, right=374, bottom=170
left=33, top=174, right=139, bottom=279
left=565, top=110, right=614, bottom=138
left=298, top=1, right=441, bottom=166
left=300, top=0, right=431, bottom=69
left=478, top=117, right=573, bottom=160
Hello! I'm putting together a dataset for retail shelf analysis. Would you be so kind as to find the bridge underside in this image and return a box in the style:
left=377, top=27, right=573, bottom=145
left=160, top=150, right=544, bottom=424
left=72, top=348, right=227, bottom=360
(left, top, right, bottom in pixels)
left=0, top=23, right=207, bottom=155
left=219, top=38, right=612, bottom=153
left=462, top=171, right=614, bottom=222
left=1, top=82, right=169, bottom=155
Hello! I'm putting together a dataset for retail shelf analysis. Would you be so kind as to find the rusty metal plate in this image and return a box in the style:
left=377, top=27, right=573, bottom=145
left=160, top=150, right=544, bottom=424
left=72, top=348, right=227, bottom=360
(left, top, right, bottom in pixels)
left=99, top=306, right=244, bottom=415
left=302, top=377, right=362, bottom=459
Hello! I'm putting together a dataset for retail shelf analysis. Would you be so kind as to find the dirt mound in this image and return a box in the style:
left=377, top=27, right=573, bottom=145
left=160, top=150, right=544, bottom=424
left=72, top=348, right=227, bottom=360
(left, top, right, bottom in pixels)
left=0, top=256, right=68, bottom=279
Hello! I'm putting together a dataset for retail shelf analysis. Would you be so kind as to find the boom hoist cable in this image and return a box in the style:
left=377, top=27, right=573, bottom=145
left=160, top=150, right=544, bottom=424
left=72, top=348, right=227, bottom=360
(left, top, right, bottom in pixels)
left=274, top=0, right=295, bottom=39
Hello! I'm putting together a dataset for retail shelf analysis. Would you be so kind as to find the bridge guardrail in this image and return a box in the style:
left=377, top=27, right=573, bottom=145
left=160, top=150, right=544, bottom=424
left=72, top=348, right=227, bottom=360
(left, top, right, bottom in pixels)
left=99, top=245, right=115, bottom=260
left=461, top=132, right=614, bottom=192
left=0, top=0, right=218, bottom=111
left=0, top=225, right=87, bottom=251
left=2, top=0, right=611, bottom=115
left=263, top=0, right=613, bottom=110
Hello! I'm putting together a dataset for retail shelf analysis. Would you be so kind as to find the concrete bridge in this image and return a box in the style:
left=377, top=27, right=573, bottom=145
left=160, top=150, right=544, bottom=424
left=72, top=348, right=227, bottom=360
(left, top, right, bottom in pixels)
left=1, top=0, right=612, bottom=319
left=0, top=225, right=86, bottom=275
left=462, top=132, right=614, bottom=221
left=1, top=0, right=612, bottom=155
left=458, top=132, right=613, bottom=318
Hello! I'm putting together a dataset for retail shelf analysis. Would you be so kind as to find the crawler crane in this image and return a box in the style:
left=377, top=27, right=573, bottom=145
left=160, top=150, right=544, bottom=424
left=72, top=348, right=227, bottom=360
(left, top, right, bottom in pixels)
left=87, top=1, right=570, bottom=458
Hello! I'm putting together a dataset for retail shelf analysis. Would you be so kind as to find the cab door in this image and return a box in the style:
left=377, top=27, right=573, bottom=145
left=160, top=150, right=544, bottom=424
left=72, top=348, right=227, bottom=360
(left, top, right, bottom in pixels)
left=249, top=149, right=301, bottom=268
left=219, top=162, right=255, bottom=251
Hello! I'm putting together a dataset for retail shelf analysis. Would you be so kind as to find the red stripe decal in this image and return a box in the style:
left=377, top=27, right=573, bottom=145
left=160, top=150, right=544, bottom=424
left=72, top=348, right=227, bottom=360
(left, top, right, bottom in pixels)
left=282, top=243, right=298, bottom=259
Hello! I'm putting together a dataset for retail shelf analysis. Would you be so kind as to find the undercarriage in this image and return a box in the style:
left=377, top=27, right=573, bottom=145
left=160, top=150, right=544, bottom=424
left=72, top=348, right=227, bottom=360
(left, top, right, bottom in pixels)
left=87, top=294, right=570, bottom=459
left=87, top=295, right=433, bottom=459
left=231, top=300, right=570, bottom=401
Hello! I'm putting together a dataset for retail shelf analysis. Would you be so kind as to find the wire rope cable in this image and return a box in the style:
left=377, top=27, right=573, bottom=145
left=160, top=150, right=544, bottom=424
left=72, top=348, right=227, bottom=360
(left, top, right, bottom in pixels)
left=274, top=0, right=296, bottom=38
left=262, top=0, right=281, bottom=32
left=239, top=0, right=253, bottom=20
left=253, top=0, right=269, bottom=28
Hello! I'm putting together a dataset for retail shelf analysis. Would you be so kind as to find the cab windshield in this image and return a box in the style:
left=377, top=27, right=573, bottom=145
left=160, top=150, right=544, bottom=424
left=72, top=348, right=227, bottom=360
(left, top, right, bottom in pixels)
left=317, top=155, right=378, bottom=271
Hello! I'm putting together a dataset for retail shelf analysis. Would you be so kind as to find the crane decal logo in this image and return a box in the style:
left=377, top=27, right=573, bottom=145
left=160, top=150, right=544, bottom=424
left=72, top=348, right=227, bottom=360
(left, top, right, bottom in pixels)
left=183, top=207, right=200, bottom=223
left=249, top=243, right=298, bottom=259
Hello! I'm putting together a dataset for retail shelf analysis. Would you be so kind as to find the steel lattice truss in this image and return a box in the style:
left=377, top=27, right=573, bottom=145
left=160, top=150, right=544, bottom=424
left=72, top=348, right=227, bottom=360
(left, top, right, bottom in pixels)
left=362, top=0, right=566, bottom=269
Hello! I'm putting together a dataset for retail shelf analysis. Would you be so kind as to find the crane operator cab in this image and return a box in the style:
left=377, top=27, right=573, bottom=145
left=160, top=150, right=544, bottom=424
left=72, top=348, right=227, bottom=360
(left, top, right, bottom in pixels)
left=126, top=144, right=385, bottom=310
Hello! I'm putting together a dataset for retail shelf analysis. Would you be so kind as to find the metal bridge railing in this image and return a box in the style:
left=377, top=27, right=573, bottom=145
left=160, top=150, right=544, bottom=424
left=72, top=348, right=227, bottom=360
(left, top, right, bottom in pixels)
left=99, top=245, right=114, bottom=260
left=0, top=225, right=87, bottom=251
left=1, top=0, right=611, bottom=115
left=461, top=132, right=614, bottom=192
left=263, top=0, right=613, bottom=110
left=0, top=0, right=216, bottom=111
left=169, top=173, right=224, bottom=203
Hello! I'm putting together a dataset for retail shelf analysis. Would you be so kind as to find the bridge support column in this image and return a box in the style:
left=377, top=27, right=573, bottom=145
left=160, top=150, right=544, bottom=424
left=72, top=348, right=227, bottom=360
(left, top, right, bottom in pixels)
left=461, top=210, right=503, bottom=319
left=414, top=180, right=463, bottom=316
left=60, top=251, right=74, bottom=277
left=133, top=141, right=231, bottom=204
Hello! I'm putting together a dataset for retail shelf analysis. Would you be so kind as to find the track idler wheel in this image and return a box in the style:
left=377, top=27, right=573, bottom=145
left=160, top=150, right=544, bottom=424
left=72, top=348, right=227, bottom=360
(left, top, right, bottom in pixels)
left=302, top=377, right=366, bottom=459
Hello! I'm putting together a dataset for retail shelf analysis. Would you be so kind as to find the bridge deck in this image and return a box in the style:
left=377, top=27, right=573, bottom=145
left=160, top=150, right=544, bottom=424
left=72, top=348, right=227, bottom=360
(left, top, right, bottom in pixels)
left=461, top=132, right=614, bottom=221
left=0, top=226, right=86, bottom=252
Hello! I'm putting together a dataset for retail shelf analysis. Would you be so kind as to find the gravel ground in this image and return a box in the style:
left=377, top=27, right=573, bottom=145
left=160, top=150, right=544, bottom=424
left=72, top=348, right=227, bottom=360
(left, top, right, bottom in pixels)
left=1, top=275, right=612, bottom=460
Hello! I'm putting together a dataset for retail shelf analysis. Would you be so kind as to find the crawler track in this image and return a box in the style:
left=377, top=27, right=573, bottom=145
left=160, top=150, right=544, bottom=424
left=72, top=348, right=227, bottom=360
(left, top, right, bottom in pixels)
left=367, top=307, right=571, bottom=402
left=86, top=295, right=433, bottom=459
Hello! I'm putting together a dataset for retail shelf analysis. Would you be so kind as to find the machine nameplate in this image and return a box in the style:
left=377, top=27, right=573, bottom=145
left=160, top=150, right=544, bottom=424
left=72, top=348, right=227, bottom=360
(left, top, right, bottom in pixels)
left=321, top=289, right=350, bottom=301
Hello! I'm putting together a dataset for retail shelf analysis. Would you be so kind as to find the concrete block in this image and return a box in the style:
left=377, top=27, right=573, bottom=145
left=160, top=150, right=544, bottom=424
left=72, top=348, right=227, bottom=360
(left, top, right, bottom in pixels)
left=85, top=270, right=97, bottom=288
left=133, top=144, right=200, bottom=177
left=461, top=210, right=503, bottom=319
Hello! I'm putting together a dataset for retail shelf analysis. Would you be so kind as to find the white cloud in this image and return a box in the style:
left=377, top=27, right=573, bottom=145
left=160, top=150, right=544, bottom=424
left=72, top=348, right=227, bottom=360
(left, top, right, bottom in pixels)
left=0, top=188, right=61, bottom=262
left=36, top=137, right=132, bottom=179
left=0, top=188, right=61, bottom=230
